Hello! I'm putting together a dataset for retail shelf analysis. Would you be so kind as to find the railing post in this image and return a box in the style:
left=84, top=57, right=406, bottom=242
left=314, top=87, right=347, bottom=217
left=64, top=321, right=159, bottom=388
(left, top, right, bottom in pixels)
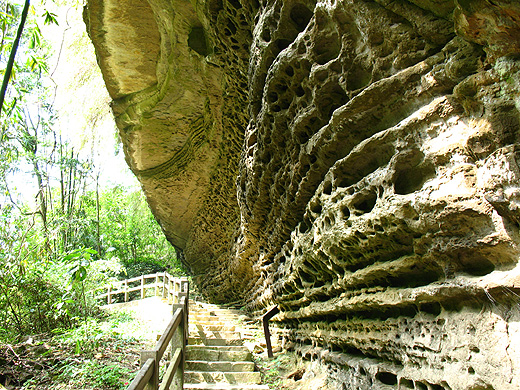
left=184, top=286, right=189, bottom=347
left=174, top=278, right=180, bottom=304
left=263, top=305, right=280, bottom=358
left=171, top=298, right=187, bottom=390
left=124, top=280, right=129, bottom=302
left=155, top=274, right=159, bottom=297
left=107, top=285, right=112, bottom=305
left=169, top=275, right=173, bottom=304
left=180, top=303, right=185, bottom=389
left=141, top=275, right=145, bottom=300
left=162, top=273, right=167, bottom=298
left=180, top=277, right=188, bottom=294
left=174, top=307, right=185, bottom=389
left=140, top=350, right=159, bottom=390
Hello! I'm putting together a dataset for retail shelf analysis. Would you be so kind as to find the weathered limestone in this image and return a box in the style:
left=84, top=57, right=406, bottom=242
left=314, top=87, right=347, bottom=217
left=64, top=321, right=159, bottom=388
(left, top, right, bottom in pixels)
left=85, top=0, right=520, bottom=388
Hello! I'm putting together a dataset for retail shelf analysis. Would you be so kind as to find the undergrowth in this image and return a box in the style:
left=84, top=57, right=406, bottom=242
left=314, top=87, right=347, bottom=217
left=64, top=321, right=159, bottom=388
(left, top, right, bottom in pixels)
left=254, top=348, right=304, bottom=389
left=0, top=310, right=147, bottom=390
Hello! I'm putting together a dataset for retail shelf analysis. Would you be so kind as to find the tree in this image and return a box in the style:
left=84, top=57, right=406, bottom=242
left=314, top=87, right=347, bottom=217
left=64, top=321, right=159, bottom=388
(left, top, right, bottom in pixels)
left=0, top=0, right=30, bottom=116
left=0, top=1, right=185, bottom=341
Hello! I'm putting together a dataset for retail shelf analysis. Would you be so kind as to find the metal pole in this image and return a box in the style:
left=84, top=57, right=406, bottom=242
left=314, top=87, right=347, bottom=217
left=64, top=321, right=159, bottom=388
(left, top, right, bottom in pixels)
left=263, top=306, right=280, bottom=358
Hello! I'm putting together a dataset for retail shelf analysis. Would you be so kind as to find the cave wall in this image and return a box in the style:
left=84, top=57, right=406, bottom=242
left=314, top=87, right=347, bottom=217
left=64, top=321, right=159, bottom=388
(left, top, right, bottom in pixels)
left=84, top=0, right=520, bottom=388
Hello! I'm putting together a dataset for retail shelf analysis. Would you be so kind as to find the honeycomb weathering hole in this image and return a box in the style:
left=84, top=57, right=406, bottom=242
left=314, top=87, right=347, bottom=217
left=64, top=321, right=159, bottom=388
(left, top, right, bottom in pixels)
left=376, top=372, right=397, bottom=385
left=290, top=3, right=313, bottom=32
left=352, top=191, right=377, bottom=214
left=459, top=253, right=496, bottom=276
left=393, top=150, right=435, bottom=195
left=189, top=26, right=210, bottom=56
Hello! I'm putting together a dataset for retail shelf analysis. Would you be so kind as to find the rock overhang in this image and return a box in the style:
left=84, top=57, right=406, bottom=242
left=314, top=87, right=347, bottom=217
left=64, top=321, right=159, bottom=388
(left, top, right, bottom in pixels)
left=85, top=1, right=520, bottom=388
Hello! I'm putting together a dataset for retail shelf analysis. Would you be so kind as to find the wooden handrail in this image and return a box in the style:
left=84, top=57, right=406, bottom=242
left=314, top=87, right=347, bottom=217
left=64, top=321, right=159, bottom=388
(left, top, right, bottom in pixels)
left=127, top=281, right=189, bottom=390
left=159, top=349, right=182, bottom=390
left=95, top=272, right=187, bottom=305
left=127, top=358, right=154, bottom=389
left=156, top=308, right=182, bottom=358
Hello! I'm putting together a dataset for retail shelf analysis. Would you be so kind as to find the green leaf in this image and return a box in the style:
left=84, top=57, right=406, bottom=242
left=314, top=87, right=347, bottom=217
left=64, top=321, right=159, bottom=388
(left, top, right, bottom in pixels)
left=43, top=11, right=58, bottom=26
left=71, top=266, right=87, bottom=282
left=63, top=253, right=75, bottom=261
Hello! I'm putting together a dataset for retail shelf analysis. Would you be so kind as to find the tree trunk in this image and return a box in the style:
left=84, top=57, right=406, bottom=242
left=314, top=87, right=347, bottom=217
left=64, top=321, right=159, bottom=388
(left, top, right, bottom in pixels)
left=0, top=0, right=30, bottom=116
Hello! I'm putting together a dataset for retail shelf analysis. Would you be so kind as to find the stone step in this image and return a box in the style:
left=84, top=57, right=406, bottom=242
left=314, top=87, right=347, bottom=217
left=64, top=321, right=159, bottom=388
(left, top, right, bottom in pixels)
left=186, top=346, right=252, bottom=361
left=184, top=384, right=269, bottom=390
left=185, top=301, right=268, bottom=389
left=189, top=338, right=243, bottom=346
left=191, top=320, right=236, bottom=327
left=185, top=371, right=262, bottom=384
left=189, top=316, right=234, bottom=321
left=191, top=310, right=243, bottom=316
left=187, top=345, right=249, bottom=352
left=191, top=307, right=246, bottom=316
left=191, top=325, right=237, bottom=332
left=189, top=311, right=244, bottom=321
left=239, top=331, right=260, bottom=336
left=191, top=319, right=240, bottom=325
left=185, top=361, right=255, bottom=372
left=189, top=331, right=242, bottom=340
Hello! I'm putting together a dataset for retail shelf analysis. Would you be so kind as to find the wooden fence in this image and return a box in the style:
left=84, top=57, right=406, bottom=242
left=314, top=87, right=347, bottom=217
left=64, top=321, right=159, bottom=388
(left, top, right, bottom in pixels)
left=95, top=273, right=188, bottom=305
left=127, top=281, right=189, bottom=390
left=95, top=274, right=190, bottom=389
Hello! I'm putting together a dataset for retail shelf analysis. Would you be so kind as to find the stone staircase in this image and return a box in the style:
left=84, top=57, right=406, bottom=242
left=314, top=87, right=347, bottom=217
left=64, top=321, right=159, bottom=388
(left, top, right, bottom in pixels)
left=184, top=301, right=269, bottom=390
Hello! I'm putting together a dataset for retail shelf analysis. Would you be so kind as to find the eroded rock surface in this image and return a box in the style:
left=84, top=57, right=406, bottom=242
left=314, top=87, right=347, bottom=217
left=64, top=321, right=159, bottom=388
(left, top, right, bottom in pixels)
left=85, top=0, right=520, bottom=388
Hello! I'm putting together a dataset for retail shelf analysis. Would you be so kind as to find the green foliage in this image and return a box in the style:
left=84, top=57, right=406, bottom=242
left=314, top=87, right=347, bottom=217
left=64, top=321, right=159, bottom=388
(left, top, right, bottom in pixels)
left=41, top=10, right=58, bottom=26
left=65, top=247, right=96, bottom=283
left=60, top=360, right=129, bottom=390
left=0, top=0, right=186, bottom=345
left=0, top=270, right=66, bottom=340
left=79, top=186, right=184, bottom=278
left=0, top=246, right=106, bottom=342
left=0, top=182, right=186, bottom=341
left=0, top=1, right=53, bottom=118
left=255, top=351, right=302, bottom=389
left=18, top=310, right=142, bottom=389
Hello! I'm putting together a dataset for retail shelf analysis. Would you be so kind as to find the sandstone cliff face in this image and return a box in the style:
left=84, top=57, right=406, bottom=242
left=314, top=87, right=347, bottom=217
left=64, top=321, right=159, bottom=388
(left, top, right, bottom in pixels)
left=84, top=0, right=520, bottom=388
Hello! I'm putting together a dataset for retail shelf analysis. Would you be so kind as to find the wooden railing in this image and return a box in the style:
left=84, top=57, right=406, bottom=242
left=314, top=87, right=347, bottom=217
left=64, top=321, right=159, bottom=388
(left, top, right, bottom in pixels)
left=127, top=279, right=189, bottom=390
left=95, top=273, right=188, bottom=305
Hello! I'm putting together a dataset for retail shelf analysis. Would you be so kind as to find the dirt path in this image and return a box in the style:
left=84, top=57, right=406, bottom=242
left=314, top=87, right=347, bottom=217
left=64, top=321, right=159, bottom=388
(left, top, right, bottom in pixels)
left=101, top=296, right=174, bottom=343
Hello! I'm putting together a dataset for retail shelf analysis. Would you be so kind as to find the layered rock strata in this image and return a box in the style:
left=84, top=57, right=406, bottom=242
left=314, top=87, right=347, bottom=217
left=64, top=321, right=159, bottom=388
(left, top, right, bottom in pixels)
left=85, top=0, right=520, bottom=389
